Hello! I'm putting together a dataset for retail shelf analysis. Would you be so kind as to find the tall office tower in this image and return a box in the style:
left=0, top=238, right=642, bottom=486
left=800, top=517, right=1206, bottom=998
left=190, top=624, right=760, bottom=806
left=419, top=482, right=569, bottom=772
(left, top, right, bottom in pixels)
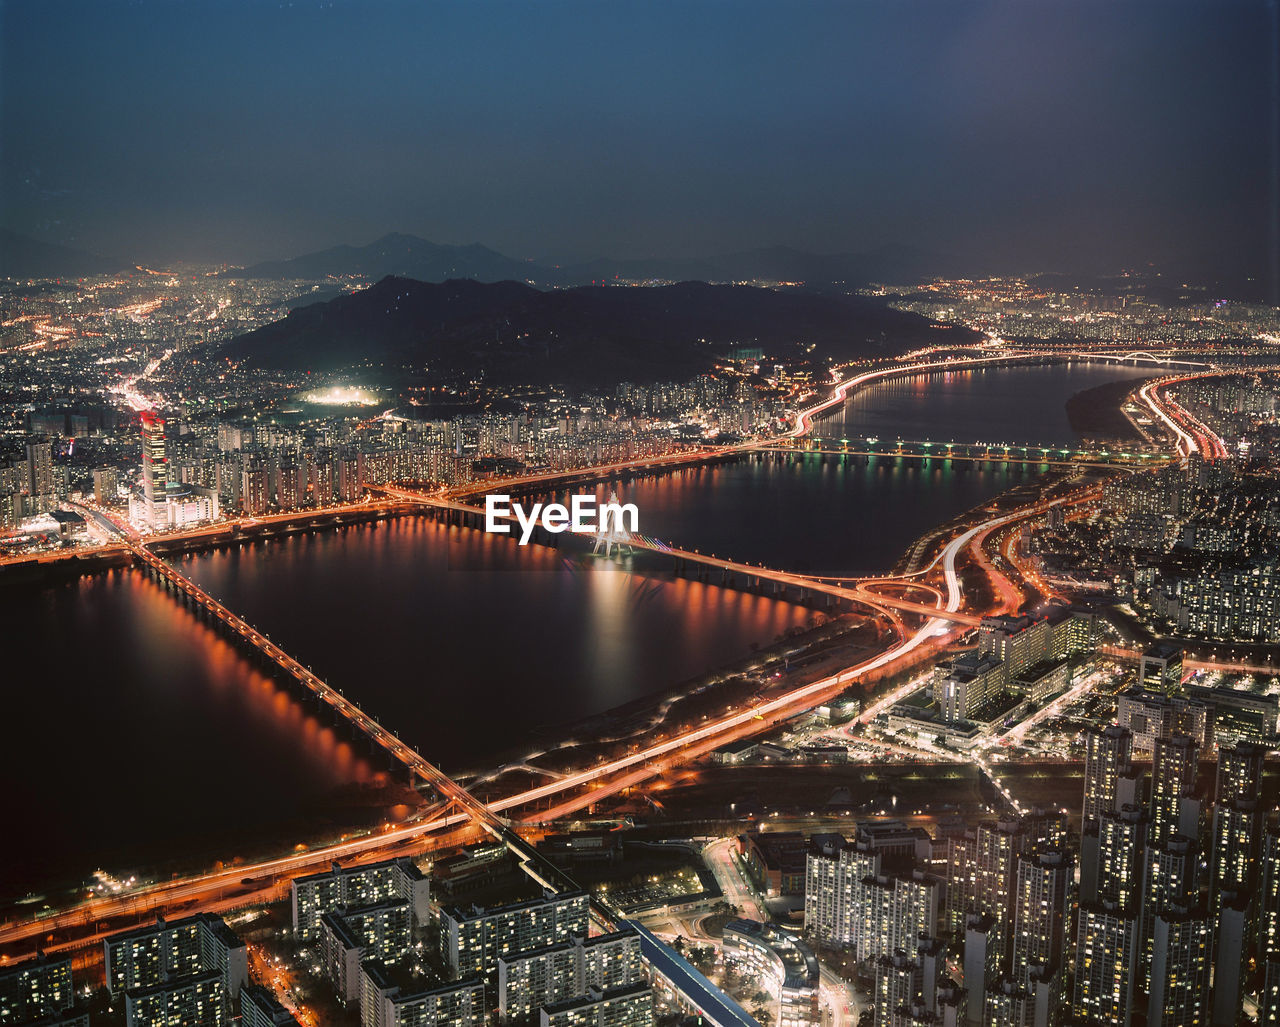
left=1215, top=740, right=1266, bottom=805
left=1071, top=902, right=1139, bottom=1027
left=1149, top=734, right=1200, bottom=849
left=1083, top=726, right=1135, bottom=827
left=1147, top=905, right=1212, bottom=1027
left=1010, top=850, right=1071, bottom=992
left=963, top=913, right=1001, bottom=1027
left=1213, top=893, right=1251, bottom=1027
left=140, top=412, right=167, bottom=526
left=1139, top=643, right=1185, bottom=695
left=1139, top=834, right=1199, bottom=989
left=874, top=950, right=923, bottom=1027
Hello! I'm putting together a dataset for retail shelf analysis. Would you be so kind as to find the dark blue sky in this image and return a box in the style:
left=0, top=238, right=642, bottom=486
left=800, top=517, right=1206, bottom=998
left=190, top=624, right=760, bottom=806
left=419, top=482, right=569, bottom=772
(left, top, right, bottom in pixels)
left=2, top=0, right=1277, bottom=273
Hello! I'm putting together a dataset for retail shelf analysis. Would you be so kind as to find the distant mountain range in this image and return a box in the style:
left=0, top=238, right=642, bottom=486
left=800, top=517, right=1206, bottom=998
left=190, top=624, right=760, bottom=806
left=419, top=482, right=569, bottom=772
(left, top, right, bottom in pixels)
left=218, top=275, right=973, bottom=386
left=0, top=229, right=125, bottom=279
left=232, top=232, right=972, bottom=289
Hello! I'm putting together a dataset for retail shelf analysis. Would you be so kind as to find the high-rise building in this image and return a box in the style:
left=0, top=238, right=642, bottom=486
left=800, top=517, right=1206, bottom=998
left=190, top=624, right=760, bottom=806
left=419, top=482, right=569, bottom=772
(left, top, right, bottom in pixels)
left=1139, top=834, right=1199, bottom=989
left=290, top=857, right=429, bottom=942
left=92, top=466, right=120, bottom=506
left=1213, top=893, right=1251, bottom=1027
left=1210, top=800, right=1262, bottom=915
left=1085, top=805, right=1147, bottom=909
left=1010, top=850, right=1071, bottom=992
left=1215, top=741, right=1266, bottom=805
left=874, top=950, right=923, bottom=1027
left=1139, top=643, right=1185, bottom=695
left=24, top=437, right=56, bottom=514
left=1149, top=735, right=1200, bottom=849
left=1261, top=826, right=1280, bottom=998
left=441, top=890, right=590, bottom=981
left=1083, top=726, right=1136, bottom=828
left=963, top=913, right=1001, bottom=1026
left=0, top=952, right=76, bottom=1024
left=240, top=983, right=303, bottom=1027
left=1071, top=902, right=1139, bottom=1027
left=1116, top=690, right=1210, bottom=754
left=140, top=412, right=168, bottom=527
left=497, top=931, right=645, bottom=1022
left=124, top=970, right=224, bottom=1027
left=320, top=901, right=414, bottom=1004
left=359, top=964, right=484, bottom=1027
left=241, top=460, right=269, bottom=516
left=103, top=914, right=246, bottom=1027
left=804, top=837, right=881, bottom=948
left=1147, top=905, right=1211, bottom=1027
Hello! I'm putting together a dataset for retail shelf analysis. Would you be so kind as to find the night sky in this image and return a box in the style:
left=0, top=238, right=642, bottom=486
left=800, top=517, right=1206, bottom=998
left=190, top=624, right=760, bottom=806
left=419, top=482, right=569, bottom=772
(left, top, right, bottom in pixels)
left=2, top=0, right=1278, bottom=275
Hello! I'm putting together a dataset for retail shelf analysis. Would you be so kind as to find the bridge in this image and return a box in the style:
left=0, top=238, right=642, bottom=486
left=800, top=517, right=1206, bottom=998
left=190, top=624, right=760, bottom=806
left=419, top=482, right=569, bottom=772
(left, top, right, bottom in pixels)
left=128, top=540, right=587, bottom=893
left=1079, top=350, right=1212, bottom=369
left=376, top=486, right=984, bottom=627
left=759, top=435, right=1169, bottom=468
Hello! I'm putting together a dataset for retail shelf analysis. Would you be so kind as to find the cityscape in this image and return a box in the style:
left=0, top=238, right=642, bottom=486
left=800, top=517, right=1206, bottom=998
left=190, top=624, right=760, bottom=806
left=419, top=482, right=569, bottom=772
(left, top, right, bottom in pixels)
left=3, top=3, right=1280, bottom=1027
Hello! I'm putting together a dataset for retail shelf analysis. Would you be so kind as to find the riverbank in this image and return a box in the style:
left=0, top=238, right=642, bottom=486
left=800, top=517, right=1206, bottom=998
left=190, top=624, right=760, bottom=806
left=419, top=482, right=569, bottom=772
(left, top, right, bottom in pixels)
left=1065, top=376, right=1155, bottom=442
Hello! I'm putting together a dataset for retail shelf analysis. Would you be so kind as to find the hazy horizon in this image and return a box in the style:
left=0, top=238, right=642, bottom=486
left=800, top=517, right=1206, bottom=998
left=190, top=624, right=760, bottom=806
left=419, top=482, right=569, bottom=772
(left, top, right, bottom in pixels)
left=3, top=0, right=1279, bottom=287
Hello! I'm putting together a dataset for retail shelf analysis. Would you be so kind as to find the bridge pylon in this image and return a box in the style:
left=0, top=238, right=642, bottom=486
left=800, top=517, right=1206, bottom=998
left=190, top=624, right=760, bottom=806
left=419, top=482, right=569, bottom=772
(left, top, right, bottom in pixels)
left=592, top=490, right=633, bottom=557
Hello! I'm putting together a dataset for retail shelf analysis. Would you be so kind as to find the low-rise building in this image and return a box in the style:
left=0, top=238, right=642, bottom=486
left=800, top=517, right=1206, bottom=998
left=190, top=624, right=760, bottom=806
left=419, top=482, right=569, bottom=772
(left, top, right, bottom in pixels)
left=722, top=920, right=820, bottom=1026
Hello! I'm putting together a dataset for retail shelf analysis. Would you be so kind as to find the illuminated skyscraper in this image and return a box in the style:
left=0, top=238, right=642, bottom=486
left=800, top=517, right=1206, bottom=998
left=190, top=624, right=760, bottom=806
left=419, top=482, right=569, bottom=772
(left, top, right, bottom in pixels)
left=1215, top=741, right=1265, bottom=805
left=1149, top=735, right=1200, bottom=849
left=24, top=437, right=55, bottom=513
left=140, top=411, right=168, bottom=527
left=1010, top=849, right=1071, bottom=993
left=1083, top=725, right=1136, bottom=828
left=1147, top=905, right=1211, bottom=1027
left=1072, top=901, right=1139, bottom=1027
left=1139, top=834, right=1199, bottom=989
left=1082, top=805, right=1146, bottom=908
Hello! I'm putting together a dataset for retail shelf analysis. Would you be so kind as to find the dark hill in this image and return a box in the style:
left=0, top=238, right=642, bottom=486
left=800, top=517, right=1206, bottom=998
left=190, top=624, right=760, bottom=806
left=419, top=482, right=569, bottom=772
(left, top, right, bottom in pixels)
left=231, top=232, right=971, bottom=290
left=235, top=232, right=549, bottom=284
left=217, top=276, right=974, bottom=386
